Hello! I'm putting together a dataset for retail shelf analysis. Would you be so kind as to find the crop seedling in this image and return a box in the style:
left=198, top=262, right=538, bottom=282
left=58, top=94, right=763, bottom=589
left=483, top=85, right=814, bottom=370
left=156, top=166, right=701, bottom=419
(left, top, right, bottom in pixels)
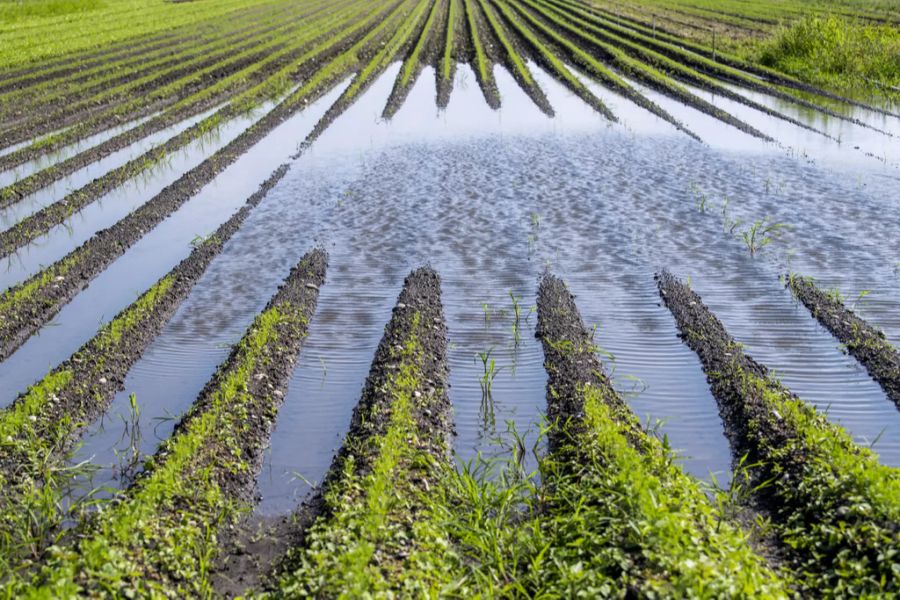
left=740, top=217, right=789, bottom=256
left=476, top=348, right=502, bottom=430
left=509, top=290, right=524, bottom=346
left=113, top=393, right=143, bottom=485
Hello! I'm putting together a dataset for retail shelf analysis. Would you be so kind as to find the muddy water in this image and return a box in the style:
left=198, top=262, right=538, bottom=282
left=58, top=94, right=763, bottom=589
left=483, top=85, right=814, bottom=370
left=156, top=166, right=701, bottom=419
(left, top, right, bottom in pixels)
left=23, top=59, right=900, bottom=511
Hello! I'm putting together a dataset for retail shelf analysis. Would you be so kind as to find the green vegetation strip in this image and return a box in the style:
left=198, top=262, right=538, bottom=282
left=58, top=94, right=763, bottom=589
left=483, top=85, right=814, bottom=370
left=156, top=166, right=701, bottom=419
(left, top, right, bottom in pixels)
left=463, top=0, right=502, bottom=109
left=787, top=274, right=900, bottom=410
left=534, top=272, right=788, bottom=595
left=476, top=0, right=553, bottom=115
left=266, top=267, right=456, bottom=596
left=10, top=249, right=326, bottom=596
left=505, top=0, right=772, bottom=140
left=657, top=270, right=900, bottom=596
left=383, top=0, right=446, bottom=118
left=0, top=0, right=283, bottom=68
left=437, top=0, right=461, bottom=107
left=543, top=0, right=893, bottom=126
left=0, top=0, right=365, bottom=205
left=0, top=10, right=310, bottom=155
left=0, top=165, right=290, bottom=583
left=0, top=1, right=401, bottom=362
left=0, top=2, right=300, bottom=124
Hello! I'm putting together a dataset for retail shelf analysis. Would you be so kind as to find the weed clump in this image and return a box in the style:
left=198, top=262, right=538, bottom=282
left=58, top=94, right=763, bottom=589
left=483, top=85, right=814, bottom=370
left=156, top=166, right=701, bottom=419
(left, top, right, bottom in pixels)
left=756, top=15, right=900, bottom=96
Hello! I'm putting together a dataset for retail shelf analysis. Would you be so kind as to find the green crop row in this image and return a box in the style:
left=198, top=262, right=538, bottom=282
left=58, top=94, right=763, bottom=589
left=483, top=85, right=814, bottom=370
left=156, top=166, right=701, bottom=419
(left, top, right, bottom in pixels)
left=8, top=251, right=323, bottom=597
left=0, top=0, right=287, bottom=68
left=0, top=1, right=305, bottom=123
left=0, top=0, right=367, bottom=211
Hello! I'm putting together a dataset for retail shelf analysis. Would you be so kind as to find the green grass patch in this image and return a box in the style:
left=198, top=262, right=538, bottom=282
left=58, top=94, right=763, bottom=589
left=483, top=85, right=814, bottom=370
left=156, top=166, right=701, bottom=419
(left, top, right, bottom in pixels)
left=0, top=0, right=106, bottom=23
left=270, top=312, right=460, bottom=596
left=755, top=15, right=900, bottom=96
left=737, top=367, right=900, bottom=596
left=16, top=298, right=305, bottom=596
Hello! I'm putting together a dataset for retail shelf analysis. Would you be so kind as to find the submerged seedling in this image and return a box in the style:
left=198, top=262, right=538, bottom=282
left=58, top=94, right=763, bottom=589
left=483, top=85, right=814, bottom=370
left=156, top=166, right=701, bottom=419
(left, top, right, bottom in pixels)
left=740, top=217, right=789, bottom=256
left=475, top=348, right=502, bottom=431
left=509, top=290, right=525, bottom=346
left=113, top=393, right=143, bottom=485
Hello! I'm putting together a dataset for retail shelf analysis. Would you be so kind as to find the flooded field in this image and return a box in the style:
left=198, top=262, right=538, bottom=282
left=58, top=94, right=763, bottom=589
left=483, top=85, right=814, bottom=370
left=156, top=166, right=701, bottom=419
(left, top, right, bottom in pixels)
left=2, top=0, right=899, bottom=596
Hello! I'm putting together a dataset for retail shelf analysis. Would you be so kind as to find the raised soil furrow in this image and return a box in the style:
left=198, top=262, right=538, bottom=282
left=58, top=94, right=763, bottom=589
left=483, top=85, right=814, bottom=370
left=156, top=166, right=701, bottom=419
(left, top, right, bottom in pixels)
left=656, top=270, right=900, bottom=596
left=534, top=272, right=788, bottom=595
left=264, top=266, right=452, bottom=596
left=436, top=0, right=463, bottom=108
left=0, top=2, right=303, bottom=127
left=477, top=0, right=555, bottom=115
left=0, top=18, right=302, bottom=154
left=506, top=0, right=772, bottom=141
left=464, top=0, right=503, bottom=109
left=17, top=249, right=326, bottom=596
left=382, top=0, right=448, bottom=119
left=787, top=274, right=900, bottom=410
left=0, top=0, right=365, bottom=225
left=0, top=12, right=388, bottom=362
left=0, top=163, right=290, bottom=579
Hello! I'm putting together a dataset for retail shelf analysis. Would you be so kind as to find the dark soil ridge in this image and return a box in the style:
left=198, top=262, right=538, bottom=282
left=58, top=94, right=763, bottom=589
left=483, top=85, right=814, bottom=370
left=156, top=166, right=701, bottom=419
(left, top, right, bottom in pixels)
left=464, top=0, right=503, bottom=109
left=0, top=3, right=304, bottom=127
left=159, top=247, right=327, bottom=505
left=0, top=0, right=285, bottom=94
left=436, top=0, right=465, bottom=108
left=218, top=267, right=451, bottom=597
left=551, top=0, right=897, bottom=132
left=332, top=266, right=451, bottom=482
left=0, top=32, right=296, bottom=156
left=655, top=270, right=900, bottom=591
left=535, top=272, right=630, bottom=453
left=0, top=163, right=290, bottom=482
left=787, top=274, right=900, bottom=410
left=655, top=270, right=790, bottom=469
left=0, top=23, right=376, bottom=362
left=478, top=0, right=555, bottom=116
left=0, top=0, right=365, bottom=224
left=563, top=0, right=900, bottom=119
left=534, top=0, right=834, bottom=139
left=382, top=0, right=449, bottom=120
